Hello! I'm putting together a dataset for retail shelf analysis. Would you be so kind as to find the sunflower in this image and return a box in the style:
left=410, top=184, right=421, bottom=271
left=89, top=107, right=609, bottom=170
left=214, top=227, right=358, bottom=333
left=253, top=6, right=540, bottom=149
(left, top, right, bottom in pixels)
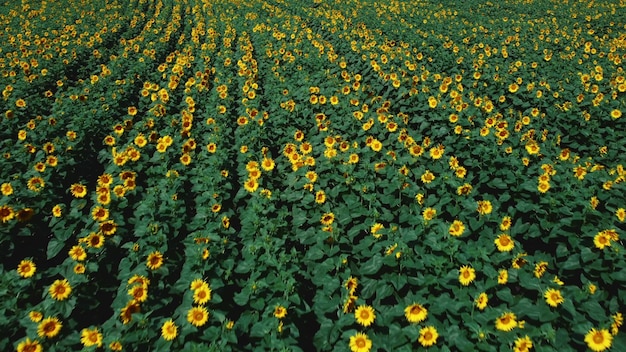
left=70, top=183, right=87, bottom=198
left=128, top=285, right=148, bottom=302
left=88, top=207, right=106, bottom=222
left=422, top=207, right=437, bottom=221
left=477, top=200, right=492, bottom=215
left=99, top=220, right=117, bottom=236
left=315, top=190, right=326, bottom=204
left=615, top=208, right=625, bottom=222
left=86, top=232, right=105, bottom=248
left=16, top=338, right=42, bottom=352
left=49, top=279, right=72, bottom=301
left=1, top=182, right=13, bottom=195
left=370, top=139, right=382, bottom=152
left=495, top=312, right=517, bottom=331
left=273, top=305, right=287, bottom=319
left=534, top=261, right=548, bottom=278
left=459, top=265, right=476, bottom=286
left=404, top=303, right=428, bottom=323
left=74, top=263, right=85, bottom=274
left=513, top=335, right=533, bottom=352
left=146, top=251, right=164, bottom=270
left=120, top=300, right=141, bottom=324
left=494, top=234, right=514, bottom=252
left=29, top=311, right=43, bottom=322
left=594, top=232, right=611, bottom=250
left=109, top=341, right=123, bottom=351
left=37, top=317, right=62, bottom=338
left=418, top=326, right=439, bottom=347
left=17, top=259, right=37, bottom=278
left=68, top=245, right=87, bottom=261
left=0, top=205, right=15, bottom=223
left=585, top=328, right=612, bottom=351
left=475, top=292, right=488, bottom=310
left=243, top=178, right=259, bottom=193
left=320, top=212, right=335, bottom=226
left=497, top=270, right=508, bottom=285
left=349, top=332, right=372, bottom=352
left=344, top=276, right=358, bottom=294
left=500, top=216, right=512, bottom=231
left=180, top=153, right=192, bottom=165
left=261, top=157, right=275, bottom=171
left=421, top=170, right=435, bottom=183
left=445, top=220, right=465, bottom=237
left=610, top=109, right=622, bottom=119
left=80, top=327, right=103, bottom=347
left=544, top=288, right=564, bottom=307
left=187, top=306, right=209, bottom=327
left=355, top=305, right=375, bottom=327
left=428, top=96, right=438, bottom=108
left=193, top=284, right=212, bottom=305
left=161, top=319, right=178, bottom=341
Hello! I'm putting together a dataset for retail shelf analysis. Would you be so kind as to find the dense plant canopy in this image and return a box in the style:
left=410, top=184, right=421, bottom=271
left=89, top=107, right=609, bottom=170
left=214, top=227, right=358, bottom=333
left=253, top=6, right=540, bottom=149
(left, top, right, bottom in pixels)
left=1, top=0, right=625, bottom=351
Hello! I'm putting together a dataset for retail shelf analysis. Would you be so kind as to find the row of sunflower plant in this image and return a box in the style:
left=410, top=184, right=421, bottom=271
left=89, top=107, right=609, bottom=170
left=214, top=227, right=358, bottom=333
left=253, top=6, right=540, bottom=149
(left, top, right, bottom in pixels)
left=1, top=0, right=625, bottom=351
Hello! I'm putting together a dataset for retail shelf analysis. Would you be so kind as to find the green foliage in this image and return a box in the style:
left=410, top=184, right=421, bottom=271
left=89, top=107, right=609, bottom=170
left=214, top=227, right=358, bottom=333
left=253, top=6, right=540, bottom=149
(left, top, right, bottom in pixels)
left=0, top=0, right=625, bottom=351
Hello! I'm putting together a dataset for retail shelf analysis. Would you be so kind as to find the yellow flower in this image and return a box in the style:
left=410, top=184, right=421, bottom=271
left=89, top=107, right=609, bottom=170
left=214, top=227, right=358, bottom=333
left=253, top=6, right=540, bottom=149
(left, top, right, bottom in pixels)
left=70, top=183, right=87, bottom=198
left=498, top=269, right=508, bottom=284
left=17, top=259, right=36, bottom=278
left=193, top=284, right=212, bottom=305
left=349, top=332, right=372, bottom=352
left=50, top=205, right=61, bottom=217
left=534, top=261, right=548, bottom=278
left=449, top=220, right=465, bottom=237
left=610, top=109, right=622, bottom=119
left=68, top=245, right=87, bottom=261
left=320, top=212, right=335, bottom=226
left=29, top=311, right=43, bottom=322
left=261, top=157, right=275, bottom=171
left=80, top=327, right=103, bottom=347
left=404, top=303, right=428, bottom=323
left=354, top=305, right=375, bottom=327
left=0, top=205, right=15, bottom=223
left=477, top=200, right=492, bottom=215
left=161, top=319, right=178, bottom=341
left=1, top=182, right=13, bottom=195
left=495, top=312, right=517, bottom=331
left=421, top=170, right=435, bottom=184
left=584, top=328, right=612, bottom=351
left=422, top=207, right=437, bottom=221
left=459, top=265, right=476, bottom=286
left=544, top=288, right=564, bottom=307
left=16, top=338, right=42, bottom=352
left=594, top=231, right=611, bottom=250
left=344, top=276, right=358, bottom=294
left=37, top=317, right=62, bottom=338
left=494, top=234, right=514, bottom=252
left=187, top=306, right=209, bottom=327
left=49, top=279, right=72, bottom=301
left=146, top=251, right=164, bottom=270
left=418, top=326, right=439, bottom=347
left=475, top=292, right=488, bottom=310
left=274, top=305, right=287, bottom=319
left=513, top=335, right=533, bottom=352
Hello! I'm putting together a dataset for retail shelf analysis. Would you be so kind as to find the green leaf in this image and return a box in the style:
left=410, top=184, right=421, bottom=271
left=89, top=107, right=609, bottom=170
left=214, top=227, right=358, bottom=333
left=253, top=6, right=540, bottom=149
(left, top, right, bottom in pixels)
left=582, top=300, right=607, bottom=322
left=47, top=238, right=65, bottom=259
left=611, top=268, right=626, bottom=283
left=561, top=254, right=580, bottom=271
left=250, top=320, right=271, bottom=338
left=360, top=254, right=383, bottom=276
left=233, top=288, right=250, bottom=306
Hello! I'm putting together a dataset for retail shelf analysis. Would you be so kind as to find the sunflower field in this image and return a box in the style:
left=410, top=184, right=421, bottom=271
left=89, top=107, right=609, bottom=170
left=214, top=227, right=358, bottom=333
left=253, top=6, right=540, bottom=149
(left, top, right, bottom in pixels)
left=1, top=0, right=625, bottom=351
